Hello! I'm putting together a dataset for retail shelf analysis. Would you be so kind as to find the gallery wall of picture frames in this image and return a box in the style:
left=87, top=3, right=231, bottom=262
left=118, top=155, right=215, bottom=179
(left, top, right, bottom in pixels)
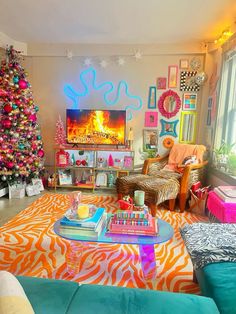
left=144, top=56, right=204, bottom=153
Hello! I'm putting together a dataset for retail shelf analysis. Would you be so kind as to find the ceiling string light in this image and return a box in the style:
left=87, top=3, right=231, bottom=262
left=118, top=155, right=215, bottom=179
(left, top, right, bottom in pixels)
left=214, top=29, right=233, bottom=44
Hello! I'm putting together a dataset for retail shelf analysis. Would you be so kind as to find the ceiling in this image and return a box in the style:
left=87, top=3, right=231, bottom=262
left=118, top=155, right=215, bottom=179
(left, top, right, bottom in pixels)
left=0, top=0, right=236, bottom=44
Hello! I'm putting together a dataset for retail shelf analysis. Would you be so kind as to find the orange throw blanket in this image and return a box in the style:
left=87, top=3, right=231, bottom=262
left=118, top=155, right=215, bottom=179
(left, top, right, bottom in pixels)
left=164, top=144, right=206, bottom=172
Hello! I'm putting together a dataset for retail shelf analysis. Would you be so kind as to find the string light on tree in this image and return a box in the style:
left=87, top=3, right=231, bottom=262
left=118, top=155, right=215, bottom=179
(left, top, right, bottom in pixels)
left=0, top=46, right=45, bottom=184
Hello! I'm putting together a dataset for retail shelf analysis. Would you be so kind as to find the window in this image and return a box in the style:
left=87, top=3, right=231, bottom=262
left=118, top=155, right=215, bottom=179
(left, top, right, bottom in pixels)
left=215, top=49, right=236, bottom=151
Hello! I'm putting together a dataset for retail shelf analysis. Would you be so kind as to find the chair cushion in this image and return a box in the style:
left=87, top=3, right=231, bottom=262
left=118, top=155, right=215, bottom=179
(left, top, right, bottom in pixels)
left=0, top=271, right=34, bottom=314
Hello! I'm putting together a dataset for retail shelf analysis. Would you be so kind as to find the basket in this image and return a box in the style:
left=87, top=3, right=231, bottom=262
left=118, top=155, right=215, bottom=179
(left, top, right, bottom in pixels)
left=189, top=189, right=208, bottom=216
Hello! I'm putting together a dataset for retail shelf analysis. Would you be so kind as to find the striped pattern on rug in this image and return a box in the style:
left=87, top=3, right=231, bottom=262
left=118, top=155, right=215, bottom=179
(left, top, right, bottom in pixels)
left=0, top=193, right=208, bottom=292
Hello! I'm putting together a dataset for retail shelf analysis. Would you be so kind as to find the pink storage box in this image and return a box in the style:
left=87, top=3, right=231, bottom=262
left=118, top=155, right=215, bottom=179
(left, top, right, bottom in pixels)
left=207, top=191, right=236, bottom=223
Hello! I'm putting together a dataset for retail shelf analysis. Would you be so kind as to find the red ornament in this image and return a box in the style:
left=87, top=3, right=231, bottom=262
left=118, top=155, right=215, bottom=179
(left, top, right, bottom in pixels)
left=76, top=160, right=81, bottom=166
left=3, top=104, right=13, bottom=113
left=2, top=119, right=12, bottom=129
left=18, top=79, right=28, bottom=89
left=0, top=88, right=7, bottom=97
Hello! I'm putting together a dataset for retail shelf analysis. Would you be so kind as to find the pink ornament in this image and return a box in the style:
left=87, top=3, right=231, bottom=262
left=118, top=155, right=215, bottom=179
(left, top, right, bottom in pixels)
left=37, top=149, right=44, bottom=158
left=29, top=114, right=37, bottom=122
left=24, top=108, right=30, bottom=115
left=18, top=79, right=28, bottom=89
left=6, top=161, right=14, bottom=169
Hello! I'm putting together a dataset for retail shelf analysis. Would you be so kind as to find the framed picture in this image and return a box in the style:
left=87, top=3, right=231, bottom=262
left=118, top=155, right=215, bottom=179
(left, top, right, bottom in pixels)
left=95, top=173, right=107, bottom=187
left=58, top=169, right=72, bottom=185
left=56, top=150, right=69, bottom=167
left=123, top=156, right=134, bottom=170
left=180, top=59, right=189, bottom=69
left=156, top=77, right=167, bottom=90
left=145, top=111, right=158, bottom=127
left=179, top=111, right=197, bottom=143
left=143, top=129, right=158, bottom=151
left=117, top=170, right=129, bottom=178
left=159, top=119, right=178, bottom=137
left=183, top=93, right=197, bottom=111
left=168, top=65, right=178, bottom=88
left=148, top=86, right=157, bottom=109
left=180, top=71, right=200, bottom=92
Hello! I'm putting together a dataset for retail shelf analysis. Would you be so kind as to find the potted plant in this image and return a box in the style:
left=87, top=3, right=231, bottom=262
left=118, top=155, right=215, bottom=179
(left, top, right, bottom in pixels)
left=228, top=153, right=236, bottom=176
left=214, top=141, right=235, bottom=169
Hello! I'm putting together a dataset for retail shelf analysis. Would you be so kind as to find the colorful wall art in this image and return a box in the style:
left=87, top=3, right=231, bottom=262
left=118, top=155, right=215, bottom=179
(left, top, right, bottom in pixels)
left=158, top=90, right=181, bottom=118
left=159, top=119, right=178, bottom=137
left=168, top=65, right=178, bottom=88
left=143, top=129, right=158, bottom=151
left=148, top=86, right=157, bottom=109
left=183, top=93, right=197, bottom=111
left=180, top=71, right=200, bottom=92
left=179, top=111, right=197, bottom=143
left=156, top=77, right=167, bottom=90
left=145, top=111, right=158, bottom=127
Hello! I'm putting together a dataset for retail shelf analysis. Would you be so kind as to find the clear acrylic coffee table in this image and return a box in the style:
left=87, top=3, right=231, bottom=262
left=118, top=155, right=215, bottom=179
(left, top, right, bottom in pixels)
left=54, top=213, right=173, bottom=280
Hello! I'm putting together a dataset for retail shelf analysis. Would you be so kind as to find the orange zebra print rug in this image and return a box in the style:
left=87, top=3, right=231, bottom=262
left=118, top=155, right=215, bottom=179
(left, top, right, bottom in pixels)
left=0, top=193, right=208, bottom=292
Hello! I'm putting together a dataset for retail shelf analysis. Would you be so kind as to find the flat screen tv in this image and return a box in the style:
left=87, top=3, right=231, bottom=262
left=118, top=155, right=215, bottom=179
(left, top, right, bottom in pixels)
left=66, top=109, right=126, bottom=145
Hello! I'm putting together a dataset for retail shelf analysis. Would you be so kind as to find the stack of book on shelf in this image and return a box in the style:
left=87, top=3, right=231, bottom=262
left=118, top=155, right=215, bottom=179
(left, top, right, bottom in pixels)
left=106, top=211, right=158, bottom=236
left=60, top=207, right=106, bottom=238
left=214, top=186, right=236, bottom=203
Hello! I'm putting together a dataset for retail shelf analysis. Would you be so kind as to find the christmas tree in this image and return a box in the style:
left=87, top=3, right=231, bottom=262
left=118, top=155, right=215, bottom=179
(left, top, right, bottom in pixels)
left=55, top=115, right=66, bottom=147
left=0, top=46, right=44, bottom=184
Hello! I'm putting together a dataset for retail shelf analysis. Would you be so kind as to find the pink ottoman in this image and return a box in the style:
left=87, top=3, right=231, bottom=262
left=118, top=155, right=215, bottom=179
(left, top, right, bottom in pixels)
left=207, top=191, right=236, bottom=223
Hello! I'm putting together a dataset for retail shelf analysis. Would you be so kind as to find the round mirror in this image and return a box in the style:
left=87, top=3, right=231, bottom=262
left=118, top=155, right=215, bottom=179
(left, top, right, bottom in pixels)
left=158, top=90, right=181, bottom=118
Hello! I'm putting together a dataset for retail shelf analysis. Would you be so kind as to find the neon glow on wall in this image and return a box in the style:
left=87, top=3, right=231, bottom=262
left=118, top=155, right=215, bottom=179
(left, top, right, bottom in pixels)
left=63, top=67, right=143, bottom=120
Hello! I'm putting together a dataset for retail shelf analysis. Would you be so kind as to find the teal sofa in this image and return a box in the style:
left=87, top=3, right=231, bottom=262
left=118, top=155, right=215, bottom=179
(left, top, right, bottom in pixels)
left=17, top=276, right=219, bottom=314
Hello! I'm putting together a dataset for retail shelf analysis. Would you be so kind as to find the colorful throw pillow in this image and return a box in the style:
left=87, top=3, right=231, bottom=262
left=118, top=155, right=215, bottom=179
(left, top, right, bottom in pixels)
left=0, top=271, right=34, bottom=314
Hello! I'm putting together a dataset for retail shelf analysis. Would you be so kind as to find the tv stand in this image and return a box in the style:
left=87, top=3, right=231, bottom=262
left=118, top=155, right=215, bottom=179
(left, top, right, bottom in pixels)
left=53, top=146, right=134, bottom=192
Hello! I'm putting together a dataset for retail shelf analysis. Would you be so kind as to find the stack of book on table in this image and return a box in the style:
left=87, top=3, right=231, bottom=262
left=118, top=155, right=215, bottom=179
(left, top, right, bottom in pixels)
left=60, top=206, right=106, bottom=238
left=106, top=211, right=158, bottom=236
left=214, top=186, right=236, bottom=203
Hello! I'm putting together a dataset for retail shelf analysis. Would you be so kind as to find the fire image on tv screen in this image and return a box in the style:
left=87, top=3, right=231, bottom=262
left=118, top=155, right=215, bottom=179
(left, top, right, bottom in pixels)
left=66, top=109, right=126, bottom=145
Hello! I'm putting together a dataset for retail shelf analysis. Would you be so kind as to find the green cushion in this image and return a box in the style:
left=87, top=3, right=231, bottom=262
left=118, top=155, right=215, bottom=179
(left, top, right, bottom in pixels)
left=67, top=284, right=219, bottom=314
left=17, top=276, right=79, bottom=314
left=195, top=262, right=236, bottom=314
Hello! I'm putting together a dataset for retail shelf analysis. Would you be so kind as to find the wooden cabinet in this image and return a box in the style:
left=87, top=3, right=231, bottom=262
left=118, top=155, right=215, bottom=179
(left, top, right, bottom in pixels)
left=53, top=147, right=134, bottom=191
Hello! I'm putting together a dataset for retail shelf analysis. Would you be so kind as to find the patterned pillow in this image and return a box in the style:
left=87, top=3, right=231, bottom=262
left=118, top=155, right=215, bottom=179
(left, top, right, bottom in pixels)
left=0, top=271, right=34, bottom=314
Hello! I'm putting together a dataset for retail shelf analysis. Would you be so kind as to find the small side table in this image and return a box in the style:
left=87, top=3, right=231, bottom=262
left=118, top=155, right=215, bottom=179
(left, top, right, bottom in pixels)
left=207, top=191, right=236, bottom=223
